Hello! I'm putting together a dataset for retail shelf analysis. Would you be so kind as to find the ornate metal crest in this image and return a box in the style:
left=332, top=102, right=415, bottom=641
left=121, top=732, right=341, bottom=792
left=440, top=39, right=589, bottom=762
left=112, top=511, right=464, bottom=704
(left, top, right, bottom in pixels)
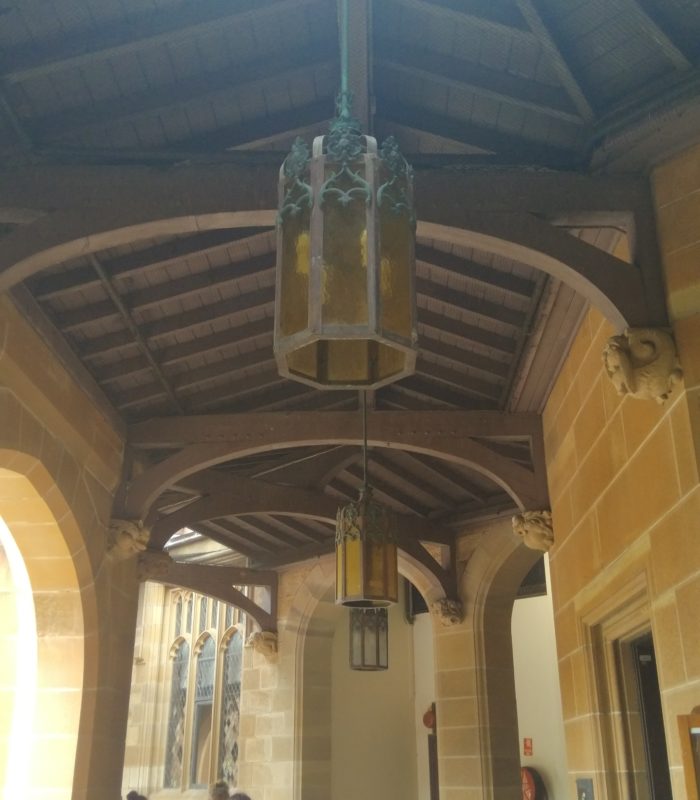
left=319, top=92, right=371, bottom=209
left=336, top=487, right=398, bottom=545
left=278, top=136, right=312, bottom=222
left=377, top=136, right=415, bottom=225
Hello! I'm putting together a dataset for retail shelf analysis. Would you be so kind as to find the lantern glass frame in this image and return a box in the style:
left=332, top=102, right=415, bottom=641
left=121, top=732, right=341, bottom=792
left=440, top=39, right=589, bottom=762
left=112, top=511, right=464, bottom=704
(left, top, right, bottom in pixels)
left=349, top=607, right=389, bottom=671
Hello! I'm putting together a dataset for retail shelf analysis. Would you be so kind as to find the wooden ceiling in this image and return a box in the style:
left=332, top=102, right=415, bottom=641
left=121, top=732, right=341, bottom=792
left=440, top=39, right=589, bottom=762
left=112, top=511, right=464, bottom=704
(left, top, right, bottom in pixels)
left=1, top=0, right=694, bottom=565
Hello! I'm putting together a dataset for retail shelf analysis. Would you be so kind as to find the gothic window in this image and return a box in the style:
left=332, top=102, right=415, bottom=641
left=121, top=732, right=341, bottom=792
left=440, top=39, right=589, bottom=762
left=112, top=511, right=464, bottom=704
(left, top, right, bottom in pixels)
left=199, top=597, right=208, bottom=633
left=164, top=640, right=189, bottom=788
left=219, top=630, right=243, bottom=787
left=190, top=636, right=216, bottom=786
left=174, top=596, right=183, bottom=637
left=162, top=591, right=246, bottom=790
left=186, top=595, right=193, bottom=633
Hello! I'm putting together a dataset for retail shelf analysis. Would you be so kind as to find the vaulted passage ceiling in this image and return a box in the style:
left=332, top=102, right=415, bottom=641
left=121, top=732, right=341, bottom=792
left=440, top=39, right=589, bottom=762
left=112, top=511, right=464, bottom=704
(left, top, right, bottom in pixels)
left=0, top=0, right=692, bottom=566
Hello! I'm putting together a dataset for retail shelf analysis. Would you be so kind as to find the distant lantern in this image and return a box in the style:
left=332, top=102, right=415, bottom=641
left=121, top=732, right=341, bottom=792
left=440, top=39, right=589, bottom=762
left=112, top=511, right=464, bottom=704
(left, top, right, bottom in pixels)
left=349, top=607, right=389, bottom=671
left=274, top=1, right=417, bottom=390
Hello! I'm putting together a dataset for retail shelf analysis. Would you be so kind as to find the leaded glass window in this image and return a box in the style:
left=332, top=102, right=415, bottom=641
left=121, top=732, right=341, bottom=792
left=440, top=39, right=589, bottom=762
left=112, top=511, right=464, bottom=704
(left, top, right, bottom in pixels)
left=219, top=631, right=243, bottom=787
left=186, top=596, right=193, bottom=633
left=225, top=604, right=233, bottom=630
left=190, top=637, right=215, bottom=786
left=164, top=641, right=189, bottom=788
left=211, top=600, right=218, bottom=629
left=199, top=597, right=208, bottom=633
left=174, top=597, right=183, bottom=637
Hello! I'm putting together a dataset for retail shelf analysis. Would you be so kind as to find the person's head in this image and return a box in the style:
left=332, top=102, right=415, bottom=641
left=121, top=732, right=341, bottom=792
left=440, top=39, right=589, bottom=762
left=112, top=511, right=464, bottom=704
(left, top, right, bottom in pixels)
left=230, top=794, right=252, bottom=800
left=209, top=781, right=230, bottom=800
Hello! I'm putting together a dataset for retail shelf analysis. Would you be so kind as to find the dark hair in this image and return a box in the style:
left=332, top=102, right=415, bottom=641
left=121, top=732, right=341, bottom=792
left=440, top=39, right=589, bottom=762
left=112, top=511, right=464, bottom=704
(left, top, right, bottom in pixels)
left=230, top=794, right=252, bottom=800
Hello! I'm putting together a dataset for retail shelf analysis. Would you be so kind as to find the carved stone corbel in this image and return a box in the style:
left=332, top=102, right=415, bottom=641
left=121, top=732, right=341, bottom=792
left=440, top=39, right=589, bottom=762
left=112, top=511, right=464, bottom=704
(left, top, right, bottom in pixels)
left=107, top=518, right=150, bottom=560
left=246, top=630, right=278, bottom=660
left=431, top=597, right=463, bottom=627
left=603, top=327, right=682, bottom=403
left=512, top=510, right=553, bottom=553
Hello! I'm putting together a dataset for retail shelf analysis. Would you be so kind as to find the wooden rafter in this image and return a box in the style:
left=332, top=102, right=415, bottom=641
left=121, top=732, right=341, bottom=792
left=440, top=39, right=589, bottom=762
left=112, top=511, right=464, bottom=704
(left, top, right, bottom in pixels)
left=31, top=229, right=270, bottom=301
left=623, top=0, right=690, bottom=71
left=1, top=0, right=323, bottom=84
left=514, top=0, right=595, bottom=122
left=58, top=254, right=275, bottom=332
left=376, top=37, right=584, bottom=125
left=88, top=254, right=184, bottom=414
left=27, top=42, right=337, bottom=142
left=377, top=98, right=581, bottom=167
left=396, top=0, right=533, bottom=40
left=416, top=244, right=536, bottom=299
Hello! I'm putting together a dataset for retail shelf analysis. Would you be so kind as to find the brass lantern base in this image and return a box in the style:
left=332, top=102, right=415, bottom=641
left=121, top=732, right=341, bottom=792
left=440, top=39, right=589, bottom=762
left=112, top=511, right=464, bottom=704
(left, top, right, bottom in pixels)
left=277, top=336, right=417, bottom=391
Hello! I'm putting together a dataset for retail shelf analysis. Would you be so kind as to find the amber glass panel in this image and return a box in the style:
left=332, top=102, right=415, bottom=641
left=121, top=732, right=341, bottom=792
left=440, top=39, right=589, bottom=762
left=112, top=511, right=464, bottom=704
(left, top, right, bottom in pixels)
left=364, top=540, right=396, bottom=606
left=325, top=340, right=370, bottom=384
left=376, top=342, right=404, bottom=382
left=379, top=172, right=413, bottom=339
left=287, top=342, right=318, bottom=379
left=343, top=537, right=363, bottom=600
left=279, top=210, right=310, bottom=337
left=321, top=168, right=368, bottom=326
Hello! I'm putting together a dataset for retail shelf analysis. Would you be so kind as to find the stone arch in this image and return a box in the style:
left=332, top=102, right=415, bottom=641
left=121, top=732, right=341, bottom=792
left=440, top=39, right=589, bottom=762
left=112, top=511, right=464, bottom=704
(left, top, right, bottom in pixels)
left=459, top=520, right=542, bottom=799
left=0, top=450, right=97, bottom=800
left=283, top=554, right=444, bottom=800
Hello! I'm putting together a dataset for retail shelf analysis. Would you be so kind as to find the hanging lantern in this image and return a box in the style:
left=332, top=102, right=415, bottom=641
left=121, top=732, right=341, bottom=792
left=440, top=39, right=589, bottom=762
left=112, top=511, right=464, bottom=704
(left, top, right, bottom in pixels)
left=336, top=486, right=399, bottom=607
left=274, top=1, right=417, bottom=389
left=349, top=607, right=389, bottom=671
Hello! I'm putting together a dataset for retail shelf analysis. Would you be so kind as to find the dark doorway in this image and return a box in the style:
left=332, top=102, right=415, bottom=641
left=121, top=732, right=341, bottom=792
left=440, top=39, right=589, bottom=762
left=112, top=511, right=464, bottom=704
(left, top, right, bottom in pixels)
left=630, top=634, right=672, bottom=800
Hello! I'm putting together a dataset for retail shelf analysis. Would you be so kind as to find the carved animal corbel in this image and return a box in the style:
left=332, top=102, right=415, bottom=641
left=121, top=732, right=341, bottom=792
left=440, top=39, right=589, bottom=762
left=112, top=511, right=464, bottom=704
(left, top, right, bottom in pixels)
left=431, top=597, right=463, bottom=627
left=246, top=630, right=278, bottom=659
left=603, top=328, right=682, bottom=403
left=107, top=518, right=150, bottom=560
left=512, top=510, right=554, bottom=553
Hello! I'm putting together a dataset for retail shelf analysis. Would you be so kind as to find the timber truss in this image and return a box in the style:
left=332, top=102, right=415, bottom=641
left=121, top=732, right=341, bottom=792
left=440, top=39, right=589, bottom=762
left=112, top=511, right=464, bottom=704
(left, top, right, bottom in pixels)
left=0, top=162, right=669, bottom=633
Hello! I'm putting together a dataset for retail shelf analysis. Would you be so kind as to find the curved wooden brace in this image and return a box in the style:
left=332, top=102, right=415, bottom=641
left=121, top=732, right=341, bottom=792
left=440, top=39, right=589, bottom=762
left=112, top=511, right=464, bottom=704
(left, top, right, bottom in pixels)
left=139, top=553, right=277, bottom=632
left=149, top=474, right=455, bottom=548
left=418, top=216, right=646, bottom=329
left=0, top=165, right=656, bottom=326
left=124, top=411, right=546, bottom=520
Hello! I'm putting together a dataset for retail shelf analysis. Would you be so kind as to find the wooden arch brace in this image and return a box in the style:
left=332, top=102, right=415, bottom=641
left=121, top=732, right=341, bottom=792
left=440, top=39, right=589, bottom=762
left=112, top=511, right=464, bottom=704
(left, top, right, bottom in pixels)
left=0, top=164, right=665, bottom=326
left=125, top=410, right=548, bottom=521
left=149, top=474, right=454, bottom=549
left=138, top=552, right=277, bottom=633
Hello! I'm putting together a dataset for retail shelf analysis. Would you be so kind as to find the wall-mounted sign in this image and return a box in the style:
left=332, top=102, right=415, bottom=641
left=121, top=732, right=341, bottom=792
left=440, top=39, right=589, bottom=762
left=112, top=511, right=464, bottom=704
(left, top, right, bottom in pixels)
left=523, top=737, right=533, bottom=756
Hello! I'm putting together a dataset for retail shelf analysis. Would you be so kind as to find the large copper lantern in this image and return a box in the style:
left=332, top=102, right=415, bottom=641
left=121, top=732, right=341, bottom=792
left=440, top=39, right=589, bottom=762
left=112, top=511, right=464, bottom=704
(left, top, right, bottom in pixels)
left=274, top=98, right=417, bottom=389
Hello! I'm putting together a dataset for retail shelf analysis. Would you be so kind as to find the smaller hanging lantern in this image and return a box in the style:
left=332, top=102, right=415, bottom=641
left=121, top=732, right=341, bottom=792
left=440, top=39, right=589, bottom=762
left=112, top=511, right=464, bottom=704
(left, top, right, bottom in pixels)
left=349, top=607, right=389, bottom=671
left=336, top=486, right=399, bottom=607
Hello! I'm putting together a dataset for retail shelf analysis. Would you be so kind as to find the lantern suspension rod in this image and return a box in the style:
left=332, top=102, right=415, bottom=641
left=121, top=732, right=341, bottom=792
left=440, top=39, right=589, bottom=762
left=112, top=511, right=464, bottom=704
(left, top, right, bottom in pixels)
left=362, top=390, right=368, bottom=493
left=338, top=0, right=351, bottom=119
